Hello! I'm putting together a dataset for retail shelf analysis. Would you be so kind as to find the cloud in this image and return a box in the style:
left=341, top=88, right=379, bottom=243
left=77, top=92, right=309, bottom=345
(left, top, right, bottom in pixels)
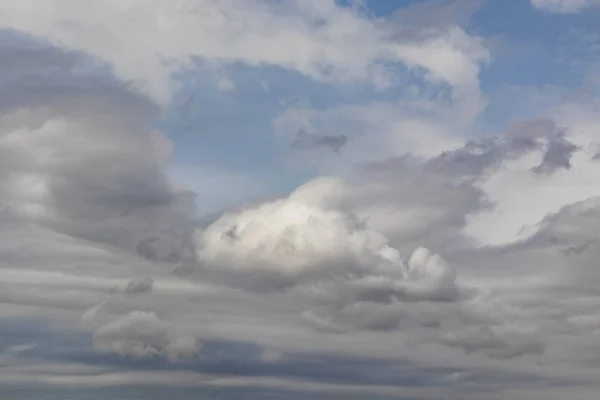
left=273, top=99, right=465, bottom=176
left=425, top=119, right=572, bottom=180
left=449, top=118, right=600, bottom=246
left=291, top=129, right=350, bottom=154
left=531, top=0, right=600, bottom=13
left=92, top=311, right=201, bottom=362
left=0, top=38, right=198, bottom=262
left=4, top=0, right=600, bottom=398
left=531, top=134, right=579, bottom=174
left=124, top=278, right=154, bottom=295
left=437, top=324, right=545, bottom=359
left=195, top=177, right=459, bottom=297
left=192, top=177, right=548, bottom=359
left=0, top=0, right=488, bottom=106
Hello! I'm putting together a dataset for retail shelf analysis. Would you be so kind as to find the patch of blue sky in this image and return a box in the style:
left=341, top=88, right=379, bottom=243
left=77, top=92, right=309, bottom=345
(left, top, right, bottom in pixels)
left=339, top=1, right=600, bottom=133
left=475, top=0, right=599, bottom=88
left=469, top=1, right=600, bottom=130
left=160, top=55, right=436, bottom=202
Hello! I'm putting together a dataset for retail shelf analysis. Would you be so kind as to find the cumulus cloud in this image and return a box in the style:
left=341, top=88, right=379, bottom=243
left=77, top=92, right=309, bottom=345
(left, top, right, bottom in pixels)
left=92, top=311, right=200, bottom=362
left=195, top=178, right=459, bottom=298
left=192, top=177, right=549, bottom=359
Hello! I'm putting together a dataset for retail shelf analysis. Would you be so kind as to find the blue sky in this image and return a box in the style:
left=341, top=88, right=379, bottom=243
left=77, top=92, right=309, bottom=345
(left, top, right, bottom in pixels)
left=159, top=0, right=600, bottom=209
left=2, top=1, right=600, bottom=399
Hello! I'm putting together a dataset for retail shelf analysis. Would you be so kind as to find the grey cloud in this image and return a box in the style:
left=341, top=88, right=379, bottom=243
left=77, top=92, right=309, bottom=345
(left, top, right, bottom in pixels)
left=352, top=169, right=485, bottom=252
left=438, top=325, right=545, bottom=359
left=532, top=136, right=579, bottom=174
left=0, top=30, right=125, bottom=111
left=424, top=119, right=576, bottom=181
left=357, top=119, right=581, bottom=253
left=0, top=319, right=560, bottom=397
left=0, top=34, right=205, bottom=376
left=92, top=311, right=200, bottom=362
left=291, top=129, right=350, bottom=154
left=3, top=5, right=600, bottom=400
left=125, top=278, right=154, bottom=295
left=136, top=229, right=196, bottom=263
left=0, top=37, right=197, bottom=264
left=443, top=197, right=600, bottom=357
left=192, top=178, right=545, bottom=359
left=524, top=197, right=600, bottom=287
left=0, top=319, right=568, bottom=400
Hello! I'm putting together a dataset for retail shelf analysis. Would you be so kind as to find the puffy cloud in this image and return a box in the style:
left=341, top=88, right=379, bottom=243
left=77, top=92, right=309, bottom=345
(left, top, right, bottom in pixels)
left=92, top=311, right=200, bottom=362
left=195, top=178, right=459, bottom=299
left=193, top=177, right=549, bottom=359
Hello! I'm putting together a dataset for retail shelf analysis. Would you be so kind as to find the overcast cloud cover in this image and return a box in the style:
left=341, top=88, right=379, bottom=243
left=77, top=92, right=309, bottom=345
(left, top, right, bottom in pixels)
left=1, top=0, right=600, bottom=399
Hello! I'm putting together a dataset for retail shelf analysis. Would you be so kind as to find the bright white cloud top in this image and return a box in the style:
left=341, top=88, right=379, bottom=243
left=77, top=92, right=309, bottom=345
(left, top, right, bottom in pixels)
left=1, top=1, right=600, bottom=399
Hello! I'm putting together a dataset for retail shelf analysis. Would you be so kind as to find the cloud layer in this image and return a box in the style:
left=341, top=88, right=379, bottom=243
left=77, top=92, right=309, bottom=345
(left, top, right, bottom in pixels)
left=2, top=1, right=600, bottom=399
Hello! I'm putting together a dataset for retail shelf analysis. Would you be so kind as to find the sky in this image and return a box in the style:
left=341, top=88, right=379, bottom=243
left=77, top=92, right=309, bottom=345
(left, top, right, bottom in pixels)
left=1, top=0, right=600, bottom=399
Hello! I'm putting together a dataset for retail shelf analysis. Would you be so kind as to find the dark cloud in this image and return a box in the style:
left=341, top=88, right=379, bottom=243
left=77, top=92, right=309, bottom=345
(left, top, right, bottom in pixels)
left=0, top=30, right=135, bottom=111
left=124, top=278, right=154, bottom=295
left=0, top=320, right=564, bottom=400
left=0, top=35, right=198, bottom=264
left=424, top=119, right=577, bottom=180
left=532, top=136, right=579, bottom=174
left=91, top=311, right=200, bottom=362
left=291, top=129, right=350, bottom=154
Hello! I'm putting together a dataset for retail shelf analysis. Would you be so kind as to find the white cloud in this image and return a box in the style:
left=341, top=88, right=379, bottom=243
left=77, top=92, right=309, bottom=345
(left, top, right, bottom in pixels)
left=531, top=0, right=600, bottom=13
left=0, top=0, right=488, bottom=106
left=462, top=101, right=600, bottom=246
left=196, top=177, right=459, bottom=298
